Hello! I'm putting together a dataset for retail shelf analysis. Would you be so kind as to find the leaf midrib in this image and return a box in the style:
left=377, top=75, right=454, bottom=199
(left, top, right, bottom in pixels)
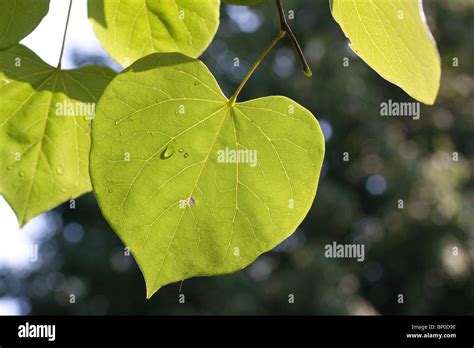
left=21, top=71, right=60, bottom=225
left=152, top=105, right=231, bottom=287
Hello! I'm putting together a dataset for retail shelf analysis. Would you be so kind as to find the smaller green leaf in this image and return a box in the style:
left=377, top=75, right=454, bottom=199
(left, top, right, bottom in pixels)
left=330, top=0, right=441, bottom=104
left=0, top=45, right=115, bottom=226
left=0, top=0, right=50, bottom=51
left=88, top=0, right=220, bottom=67
left=223, top=0, right=266, bottom=5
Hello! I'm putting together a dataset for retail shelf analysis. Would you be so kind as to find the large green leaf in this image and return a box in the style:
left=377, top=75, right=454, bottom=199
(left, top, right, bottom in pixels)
left=88, top=0, right=220, bottom=67
left=90, top=53, right=324, bottom=297
left=330, top=0, right=441, bottom=104
left=0, top=45, right=115, bottom=227
left=0, top=0, right=50, bottom=51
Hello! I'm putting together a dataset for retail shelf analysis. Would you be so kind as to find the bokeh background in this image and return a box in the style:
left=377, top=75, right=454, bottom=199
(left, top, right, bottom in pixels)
left=1, top=0, right=473, bottom=315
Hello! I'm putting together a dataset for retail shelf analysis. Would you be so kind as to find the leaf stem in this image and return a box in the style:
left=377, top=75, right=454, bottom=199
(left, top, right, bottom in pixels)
left=228, top=0, right=312, bottom=107
left=276, top=0, right=312, bottom=77
left=228, top=30, right=286, bottom=107
left=57, top=0, right=73, bottom=69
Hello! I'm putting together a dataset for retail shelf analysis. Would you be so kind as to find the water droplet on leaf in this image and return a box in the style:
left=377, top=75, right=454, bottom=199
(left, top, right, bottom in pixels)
left=161, top=146, right=174, bottom=160
left=184, top=153, right=189, bottom=158
left=56, top=167, right=64, bottom=175
left=19, top=171, right=24, bottom=177
left=189, top=197, right=196, bottom=206
left=178, top=148, right=184, bottom=153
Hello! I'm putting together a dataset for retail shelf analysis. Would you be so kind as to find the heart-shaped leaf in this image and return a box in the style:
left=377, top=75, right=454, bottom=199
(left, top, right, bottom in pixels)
left=0, top=0, right=50, bottom=51
left=0, top=45, right=115, bottom=226
left=88, top=0, right=220, bottom=67
left=330, top=0, right=441, bottom=104
left=90, top=53, right=324, bottom=297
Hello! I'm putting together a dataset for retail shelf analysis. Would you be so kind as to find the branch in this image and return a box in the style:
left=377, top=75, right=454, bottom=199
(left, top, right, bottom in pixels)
left=276, top=0, right=312, bottom=77
left=57, top=0, right=73, bottom=69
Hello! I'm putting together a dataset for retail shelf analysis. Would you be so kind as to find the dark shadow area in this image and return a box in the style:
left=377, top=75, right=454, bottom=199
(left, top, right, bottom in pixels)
left=87, top=0, right=107, bottom=28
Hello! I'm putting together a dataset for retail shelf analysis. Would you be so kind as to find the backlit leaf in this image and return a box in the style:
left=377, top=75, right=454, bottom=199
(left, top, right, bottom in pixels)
left=330, top=0, right=441, bottom=104
left=0, top=45, right=115, bottom=226
left=0, top=0, right=50, bottom=51
left=88, top=0, right=220, bottom=67
left=90, top=53, right=324, bottom=297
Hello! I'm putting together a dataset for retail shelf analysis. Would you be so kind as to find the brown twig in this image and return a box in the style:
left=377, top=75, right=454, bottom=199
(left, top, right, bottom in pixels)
left=276, top=0, right=312, bottom=77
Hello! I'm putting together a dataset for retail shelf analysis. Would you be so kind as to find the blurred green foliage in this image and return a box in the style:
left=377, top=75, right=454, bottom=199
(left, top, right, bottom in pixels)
left=1, top=0, right=473, bottom=315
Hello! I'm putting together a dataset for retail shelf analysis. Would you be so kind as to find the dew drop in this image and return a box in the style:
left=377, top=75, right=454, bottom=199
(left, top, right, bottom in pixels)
left=108, top=189, right=113, bottom=193
left=56, top=166, right=64, bottom=175
left=161, top=145, right=174, bottom=160
left=189, top=197, right=196, bottom=206
left=194, top=81, right=199, bottom=86
left=114, top=120, right=119, bottom=125
left=19, top=171, right=24, bottom=177
left=178, top=148, right=184, bottom=153
left=184, top=153, right=189, bottom=158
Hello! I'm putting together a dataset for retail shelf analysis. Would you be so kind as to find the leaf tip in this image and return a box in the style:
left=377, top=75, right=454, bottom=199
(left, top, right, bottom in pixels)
left=424, top=95, right=437, bottom=106
left=12, top=207, right=28, bottom=229
left=145, top=282, right=159, bottom=299
left=18, top=212, right=33, bottom=229
left=413, top=81, right=440, bottom=105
